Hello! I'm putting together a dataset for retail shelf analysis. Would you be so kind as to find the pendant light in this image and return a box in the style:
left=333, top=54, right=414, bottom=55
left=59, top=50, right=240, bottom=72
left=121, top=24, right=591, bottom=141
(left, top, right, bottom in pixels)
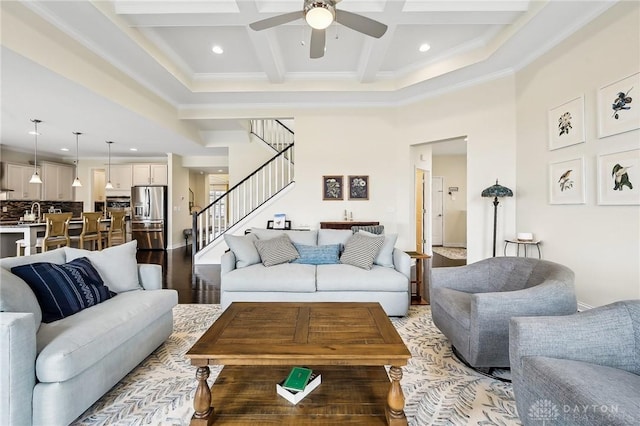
left=105, top=141, right=114, bottom=189
left=29, top=119, right=43, bottom=184
left=72, top=132, right=83, bottom=187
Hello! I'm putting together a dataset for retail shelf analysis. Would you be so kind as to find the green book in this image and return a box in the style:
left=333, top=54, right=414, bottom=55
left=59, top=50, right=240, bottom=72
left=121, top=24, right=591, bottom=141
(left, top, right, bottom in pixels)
left=282, top=367, right=313, bottom=392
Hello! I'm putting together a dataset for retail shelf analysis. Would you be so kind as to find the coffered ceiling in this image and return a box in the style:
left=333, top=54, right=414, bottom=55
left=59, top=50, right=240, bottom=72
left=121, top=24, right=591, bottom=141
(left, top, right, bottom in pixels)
left=0, top=0, right=616, bottom=165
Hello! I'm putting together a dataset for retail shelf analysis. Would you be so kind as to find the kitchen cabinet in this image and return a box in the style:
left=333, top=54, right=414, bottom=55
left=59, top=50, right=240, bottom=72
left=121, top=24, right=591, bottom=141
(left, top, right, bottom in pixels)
left=132, top=164, right=167, bottom=185
left=4, top=163, right=41, bottom=200
left=106, top=164, right=132, bottom=191
left=42, top=162, right=74, bottom=201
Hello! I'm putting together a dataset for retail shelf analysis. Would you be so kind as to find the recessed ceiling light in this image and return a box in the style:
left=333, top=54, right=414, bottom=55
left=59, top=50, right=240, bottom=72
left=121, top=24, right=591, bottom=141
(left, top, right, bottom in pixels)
left=60, top=148, right=70, bottom=152
left=129, top=148, right=138, bottom=151
left=211, top=45, right=224, bottom=54
left=217, top=169, right=223, bottom=172
left=419, top=43, right=431, bottom=53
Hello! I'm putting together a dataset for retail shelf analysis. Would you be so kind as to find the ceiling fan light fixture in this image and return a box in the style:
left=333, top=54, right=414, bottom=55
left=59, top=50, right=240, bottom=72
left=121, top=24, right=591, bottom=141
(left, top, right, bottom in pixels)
left=305, top=2, right=334, bottom=30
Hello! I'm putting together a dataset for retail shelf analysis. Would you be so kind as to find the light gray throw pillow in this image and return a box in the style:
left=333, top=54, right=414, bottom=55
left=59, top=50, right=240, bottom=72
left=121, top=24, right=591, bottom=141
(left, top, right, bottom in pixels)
left=254, top=234, right=300, bottom=267
left=340, top=232, right=385, bottom=270
left=224, top=233, right=261, bottom=268
left=361, top=230, right=397, bottom=268
left=64, top=240, right=141, bottom=293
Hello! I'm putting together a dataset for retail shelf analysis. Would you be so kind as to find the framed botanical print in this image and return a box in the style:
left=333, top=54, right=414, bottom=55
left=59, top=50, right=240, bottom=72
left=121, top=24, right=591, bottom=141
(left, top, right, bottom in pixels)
left=598, top=72, right=640, bottom=138
left=549, top=157, right=586, bottom=204
left=322, top=175, right=343, bottom=200
left=348, top=175, right=369, bottom=200
left=548, top=95, right=585, bottom=150
left=597, top=149, right=640, bottom=205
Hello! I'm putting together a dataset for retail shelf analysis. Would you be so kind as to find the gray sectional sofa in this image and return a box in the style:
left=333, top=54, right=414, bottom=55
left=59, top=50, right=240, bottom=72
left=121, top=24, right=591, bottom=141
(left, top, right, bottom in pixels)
left=221, top=228, right=411, bottom=316
left=0, top=241, right=178, bottom=426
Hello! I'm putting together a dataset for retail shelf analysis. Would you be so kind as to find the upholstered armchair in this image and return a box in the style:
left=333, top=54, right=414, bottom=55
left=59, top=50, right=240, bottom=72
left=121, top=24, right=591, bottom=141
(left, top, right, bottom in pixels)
left=510, top=300, right=640, bottom=425
left=429, top=257, right=577, bottom=368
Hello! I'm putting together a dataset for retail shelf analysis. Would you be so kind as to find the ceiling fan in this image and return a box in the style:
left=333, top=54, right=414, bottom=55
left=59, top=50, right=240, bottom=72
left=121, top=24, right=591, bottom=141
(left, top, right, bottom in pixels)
left=249, top=0, right=388, bottom=59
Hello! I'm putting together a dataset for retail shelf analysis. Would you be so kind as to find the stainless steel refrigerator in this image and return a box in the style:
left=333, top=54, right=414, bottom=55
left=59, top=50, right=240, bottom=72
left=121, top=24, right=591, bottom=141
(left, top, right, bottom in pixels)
left=131, top=185, right=167, bottom=250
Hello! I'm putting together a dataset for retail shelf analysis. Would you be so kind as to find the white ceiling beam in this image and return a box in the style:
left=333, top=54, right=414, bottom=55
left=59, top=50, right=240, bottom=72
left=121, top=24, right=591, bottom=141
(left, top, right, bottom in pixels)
left=235, top=0, right=286, bottom=83
left=357, top=0, right=406, bottom=83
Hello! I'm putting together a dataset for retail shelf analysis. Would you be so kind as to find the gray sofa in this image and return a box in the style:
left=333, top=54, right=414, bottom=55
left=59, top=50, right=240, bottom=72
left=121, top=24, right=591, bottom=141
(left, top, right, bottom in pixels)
left=0, top=241, right=178, bottom=426
left=221, top=228, right=411, bottom=316
left=430, top=257, right=576, bottom=368
left=510, top=300, right=640, bottom=425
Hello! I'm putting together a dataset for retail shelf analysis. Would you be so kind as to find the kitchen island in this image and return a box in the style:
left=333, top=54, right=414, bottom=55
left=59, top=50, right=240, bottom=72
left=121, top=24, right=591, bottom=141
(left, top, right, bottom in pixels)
left=0, top=218, right=119, bottom=257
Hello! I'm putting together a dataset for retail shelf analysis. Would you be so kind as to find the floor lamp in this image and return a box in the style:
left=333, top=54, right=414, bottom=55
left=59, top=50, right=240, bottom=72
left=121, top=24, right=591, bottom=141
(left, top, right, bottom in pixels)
left=481, top=180, right=513, bottom=257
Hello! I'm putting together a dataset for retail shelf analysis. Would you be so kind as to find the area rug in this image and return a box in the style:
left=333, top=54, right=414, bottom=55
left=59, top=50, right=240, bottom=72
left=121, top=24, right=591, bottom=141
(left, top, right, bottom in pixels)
left=72, top=305, right=521, bottom=426
left=432, top=246, right=467, bottom=260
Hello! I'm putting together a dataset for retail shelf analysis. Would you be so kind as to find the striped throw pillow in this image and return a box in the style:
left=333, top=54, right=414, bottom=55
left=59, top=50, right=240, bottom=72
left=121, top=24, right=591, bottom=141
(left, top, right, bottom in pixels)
left=351, top=225, right=385, bottom=235
left=340, top=232, right=385, bottom=270
left=254, top=235, right=300, bottom=267
left=11, top=257, right=113, bottom=323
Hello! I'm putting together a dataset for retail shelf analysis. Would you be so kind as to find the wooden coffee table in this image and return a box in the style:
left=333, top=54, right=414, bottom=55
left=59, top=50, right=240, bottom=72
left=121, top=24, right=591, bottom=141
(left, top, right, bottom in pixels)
left=186, top=302, right=411, bottom=425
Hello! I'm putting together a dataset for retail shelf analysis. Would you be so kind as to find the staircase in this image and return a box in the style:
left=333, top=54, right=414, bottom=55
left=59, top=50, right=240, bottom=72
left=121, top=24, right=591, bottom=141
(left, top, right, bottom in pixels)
left=191, top=119, right=294, bottom=255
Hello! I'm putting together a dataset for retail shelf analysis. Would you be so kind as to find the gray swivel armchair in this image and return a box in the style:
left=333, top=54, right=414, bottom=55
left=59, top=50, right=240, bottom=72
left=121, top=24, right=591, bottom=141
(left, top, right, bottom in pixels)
left=510, top=300, right=640, bottom=425
left=430, top=257, right=576, bottom=369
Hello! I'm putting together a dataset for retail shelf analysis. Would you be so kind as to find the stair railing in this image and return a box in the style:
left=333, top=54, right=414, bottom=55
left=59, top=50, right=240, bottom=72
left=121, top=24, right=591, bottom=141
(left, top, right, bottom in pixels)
left=192, top=143, right=295, bottom=253
left=250, top=119, right=294, bottom=158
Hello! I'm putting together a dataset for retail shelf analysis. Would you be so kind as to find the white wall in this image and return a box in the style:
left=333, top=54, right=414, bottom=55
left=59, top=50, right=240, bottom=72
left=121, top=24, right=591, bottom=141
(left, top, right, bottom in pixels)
left=198, top=80, right=518, bottom=265
left=398, top=76, right=518, bottom=262
left=168, top=153, right=191, bottom=249
left=515, top=1, right=640, bottom=306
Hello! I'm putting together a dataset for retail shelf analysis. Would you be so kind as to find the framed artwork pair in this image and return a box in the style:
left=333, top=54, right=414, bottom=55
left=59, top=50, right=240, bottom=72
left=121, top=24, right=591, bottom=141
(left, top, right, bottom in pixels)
left=322, top=175, right=369, bottom=200
left=548, top=72, right=639, bottom=150
left=549, top=149, right=639, bottom=205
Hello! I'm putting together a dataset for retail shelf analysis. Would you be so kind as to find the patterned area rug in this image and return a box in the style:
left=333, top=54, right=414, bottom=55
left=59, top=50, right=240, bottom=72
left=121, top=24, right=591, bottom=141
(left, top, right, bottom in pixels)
left=432, top=247, right=467, bottom=260
left=72, top=305, right=521, bottom=426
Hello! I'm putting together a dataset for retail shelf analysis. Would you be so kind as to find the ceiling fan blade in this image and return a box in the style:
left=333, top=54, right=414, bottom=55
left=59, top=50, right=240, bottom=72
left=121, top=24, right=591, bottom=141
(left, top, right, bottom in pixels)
left=310, top=28, right=326, bottom=59
left=249, top=11, right=303, bottom=31
left=335, top=10, right=387, bottom=38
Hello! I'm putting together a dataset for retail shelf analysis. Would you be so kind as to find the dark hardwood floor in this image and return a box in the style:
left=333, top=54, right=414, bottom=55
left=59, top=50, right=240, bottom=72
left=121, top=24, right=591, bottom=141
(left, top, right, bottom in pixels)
left=136, top=247, right=221, bottom=304
left=139, top=247, right=460, bottom=306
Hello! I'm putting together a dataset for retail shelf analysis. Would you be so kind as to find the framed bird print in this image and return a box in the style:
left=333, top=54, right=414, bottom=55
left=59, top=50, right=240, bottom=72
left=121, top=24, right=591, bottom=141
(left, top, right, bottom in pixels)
left=549, top=157, right=586, bottom=204
left=597, top=72, right=640, bottom=138
left=597, top=149, right=640, bottom=205
left=548, top=95, right=585, bottom=150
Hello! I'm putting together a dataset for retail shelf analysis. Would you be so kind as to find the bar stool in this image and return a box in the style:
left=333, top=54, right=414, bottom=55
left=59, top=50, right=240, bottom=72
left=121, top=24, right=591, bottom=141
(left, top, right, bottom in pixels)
left=70, top=212, right=103, bottom=250
left=106, top=211, right=127, bottom=247
left=42, top=212, right=72, bottom=252
left=16, top=238, right=43, bottom=256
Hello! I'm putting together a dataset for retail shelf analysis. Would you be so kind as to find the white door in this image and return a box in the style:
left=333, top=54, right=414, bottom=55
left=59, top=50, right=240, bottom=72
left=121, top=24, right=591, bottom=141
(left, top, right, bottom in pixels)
left=432, top=176, right=444, bottom=246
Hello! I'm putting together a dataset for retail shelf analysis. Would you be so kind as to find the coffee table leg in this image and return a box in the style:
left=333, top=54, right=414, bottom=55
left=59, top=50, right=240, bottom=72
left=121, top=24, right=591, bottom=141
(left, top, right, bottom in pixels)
left=191, top=366, right=213, bottom=425
left=386, top=365, right=407, bottom=426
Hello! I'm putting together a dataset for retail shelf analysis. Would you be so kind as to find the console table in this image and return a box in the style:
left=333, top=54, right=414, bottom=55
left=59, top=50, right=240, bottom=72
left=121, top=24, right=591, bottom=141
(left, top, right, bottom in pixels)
left=320, top=221, right=379, bottom=230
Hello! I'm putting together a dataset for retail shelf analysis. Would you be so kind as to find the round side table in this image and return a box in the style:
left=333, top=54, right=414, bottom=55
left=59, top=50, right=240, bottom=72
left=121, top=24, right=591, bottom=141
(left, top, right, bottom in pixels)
left=504, top=239, right=542, bottom=258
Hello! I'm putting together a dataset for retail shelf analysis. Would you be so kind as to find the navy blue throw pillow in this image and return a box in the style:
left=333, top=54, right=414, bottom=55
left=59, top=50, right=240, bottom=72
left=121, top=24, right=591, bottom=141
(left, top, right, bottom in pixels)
left=11, top=257, right=113, bottom=323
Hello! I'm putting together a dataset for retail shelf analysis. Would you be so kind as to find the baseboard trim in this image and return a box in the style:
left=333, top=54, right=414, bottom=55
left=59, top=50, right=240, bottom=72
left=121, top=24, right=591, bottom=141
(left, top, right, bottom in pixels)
left=442, top=242, right=466, bottom=248
left=577, top=301, right=593, bottom=311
